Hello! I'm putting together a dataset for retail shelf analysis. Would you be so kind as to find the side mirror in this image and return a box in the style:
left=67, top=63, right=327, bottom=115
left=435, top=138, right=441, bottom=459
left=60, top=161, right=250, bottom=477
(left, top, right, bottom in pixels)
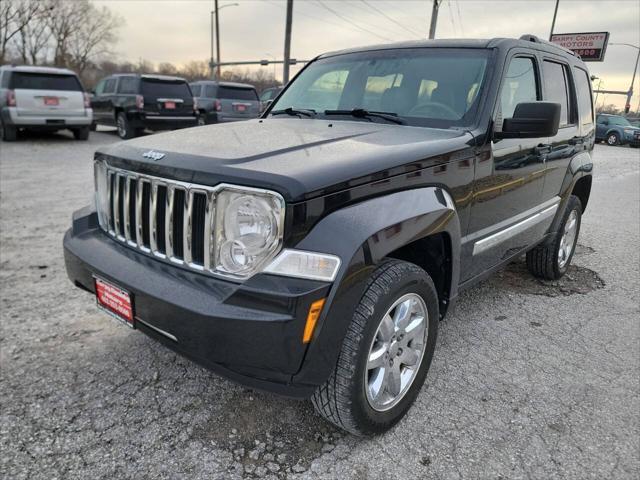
left=495, top=102, right=560, bottom=139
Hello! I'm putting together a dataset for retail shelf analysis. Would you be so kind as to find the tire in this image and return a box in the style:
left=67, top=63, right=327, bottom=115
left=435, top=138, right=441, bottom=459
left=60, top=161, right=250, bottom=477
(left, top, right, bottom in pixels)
left=606, top=132, right=620, bottom=146
left=526, top=195, right=582, bottom=280
left=116, top=112, right=136, bottom=139
left=73, top=126, right=90, bottom=140
left=311, top=260, right=439, bottom=436
left=1, top=120, right=17, bottom=141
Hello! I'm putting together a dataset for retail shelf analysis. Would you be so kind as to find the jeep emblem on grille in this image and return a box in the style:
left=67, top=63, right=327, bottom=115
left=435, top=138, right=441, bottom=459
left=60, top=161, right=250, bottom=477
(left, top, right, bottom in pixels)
left=142, top=150, right=165, bottom=161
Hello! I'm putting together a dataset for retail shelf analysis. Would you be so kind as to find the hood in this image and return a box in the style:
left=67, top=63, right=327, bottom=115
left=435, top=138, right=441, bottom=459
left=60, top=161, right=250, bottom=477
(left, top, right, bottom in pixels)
left=98, top=118, right=474, bottom=202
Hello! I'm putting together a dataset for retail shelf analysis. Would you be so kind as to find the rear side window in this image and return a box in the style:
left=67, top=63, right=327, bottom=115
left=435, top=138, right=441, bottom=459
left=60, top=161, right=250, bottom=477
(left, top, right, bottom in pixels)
left=117, top=77, right=138, bottom=94
left=205, top=85, right=217, bottom=97
left=573, top=67, right=594, bottom=125
left=543, top=61, right=571, bottom=126
left=141, top=79, right=192, bottom=100
left=190, top=84, right=201, bottom=96
left=9, top=72, right=82, bottom=91
left=500, top=57, right=539, bottom=120
left=104, top=78, right=116, bottom=94
left=217, top=86, right=258, bottom=101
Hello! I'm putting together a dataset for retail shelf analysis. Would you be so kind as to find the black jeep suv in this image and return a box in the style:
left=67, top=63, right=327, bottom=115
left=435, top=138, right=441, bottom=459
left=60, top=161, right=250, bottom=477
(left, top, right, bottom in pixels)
left=64, top=35, right=594, bottom=435
left=90, top=74, right=197, bottom=139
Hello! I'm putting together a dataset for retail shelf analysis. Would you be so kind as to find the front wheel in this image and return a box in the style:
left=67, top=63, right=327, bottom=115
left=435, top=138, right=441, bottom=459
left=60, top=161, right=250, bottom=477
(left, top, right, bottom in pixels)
left=1, top=120, right=17, bottom=141
left=526, top=195, right=582, bottom=280
left=73, top=126, right=90, bottom=140
left=311, top=260, right=439, bottom=435
left=606, top=132, right=620, bottom=146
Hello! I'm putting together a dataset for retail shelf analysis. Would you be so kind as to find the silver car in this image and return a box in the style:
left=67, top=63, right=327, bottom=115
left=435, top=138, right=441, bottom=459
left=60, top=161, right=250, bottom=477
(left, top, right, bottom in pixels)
left=0, top=65, right=92, bottom=141
left=190, top=81, right=261, bottom=125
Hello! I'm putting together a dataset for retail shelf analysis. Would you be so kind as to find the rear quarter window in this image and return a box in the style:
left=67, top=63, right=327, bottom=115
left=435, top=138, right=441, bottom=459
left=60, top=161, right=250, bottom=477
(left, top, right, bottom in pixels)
left=10, top=72, right=83, bottom=91
left=573, top=67, right=594, bottom=126
left=217, top=86, right=258, bottom=101
left=117, top=77, right=138, bottom=94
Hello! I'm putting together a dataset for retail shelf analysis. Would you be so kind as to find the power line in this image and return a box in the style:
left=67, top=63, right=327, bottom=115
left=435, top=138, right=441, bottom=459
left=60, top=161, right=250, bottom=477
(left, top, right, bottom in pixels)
left=359, top=0, right=423, bottom=38
left=314, top=0, right=394, bottom=42
left=340, top=1, right=417, bottom=38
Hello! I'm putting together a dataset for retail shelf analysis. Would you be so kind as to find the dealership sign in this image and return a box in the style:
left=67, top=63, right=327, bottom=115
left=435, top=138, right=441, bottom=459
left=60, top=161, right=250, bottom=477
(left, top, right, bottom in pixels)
left=550, top=32, right=610, bottom=61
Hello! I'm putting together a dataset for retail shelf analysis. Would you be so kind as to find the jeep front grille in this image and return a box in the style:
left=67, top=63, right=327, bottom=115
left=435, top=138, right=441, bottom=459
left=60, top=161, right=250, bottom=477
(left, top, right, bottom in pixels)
left=101, top=165, right=214, bottom=272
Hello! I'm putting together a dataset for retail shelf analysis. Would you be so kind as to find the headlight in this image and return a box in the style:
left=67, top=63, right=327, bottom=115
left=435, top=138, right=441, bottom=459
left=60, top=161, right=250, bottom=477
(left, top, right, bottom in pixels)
left=213, top=187, right=284, bottom=279
left=94, top=160, right=110, bottom=231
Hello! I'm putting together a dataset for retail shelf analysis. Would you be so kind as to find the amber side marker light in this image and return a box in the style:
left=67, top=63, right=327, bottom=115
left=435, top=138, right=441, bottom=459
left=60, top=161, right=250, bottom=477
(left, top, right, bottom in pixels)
left=303, top=298, right=326, bottom=343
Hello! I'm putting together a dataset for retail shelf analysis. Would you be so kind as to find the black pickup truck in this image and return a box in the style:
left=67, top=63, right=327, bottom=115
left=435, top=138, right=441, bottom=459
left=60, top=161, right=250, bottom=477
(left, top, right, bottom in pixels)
left=64, top=35, right=594, bottom=435
left=90, top=74, right=197, bottom=139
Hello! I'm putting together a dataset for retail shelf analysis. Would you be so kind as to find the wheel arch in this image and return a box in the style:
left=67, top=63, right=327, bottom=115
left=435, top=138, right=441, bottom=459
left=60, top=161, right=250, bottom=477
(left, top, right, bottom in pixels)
left=292, top=186, right=460, bottom=387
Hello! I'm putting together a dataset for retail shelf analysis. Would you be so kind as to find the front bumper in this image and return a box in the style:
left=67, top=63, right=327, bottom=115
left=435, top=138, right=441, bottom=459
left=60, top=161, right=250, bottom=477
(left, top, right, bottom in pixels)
left=63, top=207, right=331, bottom=398
left=2, top=106, right=92, bottom=127
left=625, top=133, right=640, bottom=146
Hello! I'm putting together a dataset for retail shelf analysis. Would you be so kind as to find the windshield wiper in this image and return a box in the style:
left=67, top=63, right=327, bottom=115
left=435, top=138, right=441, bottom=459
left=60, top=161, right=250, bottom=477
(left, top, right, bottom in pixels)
left=324, top=108, right=405, bottom=125
left=270, top=107, right=316, bottom=118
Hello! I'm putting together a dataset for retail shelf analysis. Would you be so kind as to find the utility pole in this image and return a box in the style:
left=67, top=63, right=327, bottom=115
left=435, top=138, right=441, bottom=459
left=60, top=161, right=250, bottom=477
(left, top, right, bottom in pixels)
left=283, top=0, right=293, bottom=84
left=428, top=0, right=440, bottom=39
left=549, top=0, right=559, bottom=40
left=210, top=11, right=215, bottom=78
left=215, top=0, right=221, bottom=79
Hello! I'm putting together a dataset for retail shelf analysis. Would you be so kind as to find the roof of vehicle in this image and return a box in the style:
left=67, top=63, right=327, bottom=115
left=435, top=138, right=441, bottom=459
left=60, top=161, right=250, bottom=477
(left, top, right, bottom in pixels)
left=317, top=35, right=580, bottom=61
left=109, top=73, right=189, bottom=82
left=0, top=65, right=79, bottom=75
left=190, top=80, right=256, bottom=89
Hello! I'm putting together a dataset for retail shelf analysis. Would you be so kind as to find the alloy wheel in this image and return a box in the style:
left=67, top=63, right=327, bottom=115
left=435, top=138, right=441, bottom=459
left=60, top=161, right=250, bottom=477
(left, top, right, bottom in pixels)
left=558, top=209, right=578, bottom=269
left=365, top=293, right=428, bottom=411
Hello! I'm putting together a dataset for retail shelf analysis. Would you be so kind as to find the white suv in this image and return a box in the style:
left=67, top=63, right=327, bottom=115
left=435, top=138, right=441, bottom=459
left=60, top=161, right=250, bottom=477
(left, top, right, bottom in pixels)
left=0, top=65, right=93, bottom=141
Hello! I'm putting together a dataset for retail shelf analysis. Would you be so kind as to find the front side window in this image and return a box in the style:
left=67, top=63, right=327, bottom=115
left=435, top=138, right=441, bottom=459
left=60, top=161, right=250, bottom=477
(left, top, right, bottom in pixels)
left=271, top=48, right=490, bottom=128
left=543, top=60, right=571, bottom=126
left=573, top=67, right=594, bottom=125
left=94, top=79, right=106, bottom=95
left=500, top=57, right=539, bottom=120
left=103, top=78, right=116, bottom=94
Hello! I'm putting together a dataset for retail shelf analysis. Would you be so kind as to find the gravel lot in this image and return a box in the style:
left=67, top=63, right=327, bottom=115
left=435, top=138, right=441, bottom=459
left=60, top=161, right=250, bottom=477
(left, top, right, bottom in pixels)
left=1, top=129, right=639, bottom=480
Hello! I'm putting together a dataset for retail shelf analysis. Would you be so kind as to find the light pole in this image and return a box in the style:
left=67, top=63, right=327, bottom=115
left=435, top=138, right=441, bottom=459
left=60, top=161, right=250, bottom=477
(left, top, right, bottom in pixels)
left=610, top=42, right=640, bottom=115
left=210, top=2, right=239, bottom=79
left=549, top=0, right=560, bottom=40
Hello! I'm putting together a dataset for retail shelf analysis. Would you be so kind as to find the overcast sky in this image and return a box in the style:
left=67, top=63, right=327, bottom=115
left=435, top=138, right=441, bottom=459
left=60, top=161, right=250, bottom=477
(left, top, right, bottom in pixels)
left=94, top=0, right=640, bottom=109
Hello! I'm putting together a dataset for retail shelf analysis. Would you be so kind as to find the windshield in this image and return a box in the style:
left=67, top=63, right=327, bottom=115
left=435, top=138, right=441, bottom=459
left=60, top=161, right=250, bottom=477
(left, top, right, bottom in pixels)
left=608, top=116, right=632, bottom=127
left=141, top=79, right=192, bottom=100
left=270, top=48, right=490, bottom=128
left=10, top=72, right=82, bottom=91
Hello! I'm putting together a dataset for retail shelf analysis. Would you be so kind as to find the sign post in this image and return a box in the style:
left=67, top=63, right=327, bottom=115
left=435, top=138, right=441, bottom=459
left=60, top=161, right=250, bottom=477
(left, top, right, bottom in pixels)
left=550, top=32, right=610, bottom=61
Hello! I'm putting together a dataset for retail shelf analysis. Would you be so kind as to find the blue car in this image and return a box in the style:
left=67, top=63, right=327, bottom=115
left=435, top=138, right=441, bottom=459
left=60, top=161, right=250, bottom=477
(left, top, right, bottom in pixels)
left=595, top=113, right=640, bottom=147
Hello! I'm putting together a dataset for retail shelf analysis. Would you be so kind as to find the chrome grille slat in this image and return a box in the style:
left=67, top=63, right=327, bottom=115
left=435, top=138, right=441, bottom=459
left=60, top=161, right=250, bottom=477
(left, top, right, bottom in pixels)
left=165, top=185, right=175, bottom=260
left=123, top=176, right=132, bottom=243
left=102, top=165, right=213, bottom=273
left=113, top=174, right=122, bottom=239
left=135, top=178, right=144, bottom=248
left=184, top=190, right=193, bottom=265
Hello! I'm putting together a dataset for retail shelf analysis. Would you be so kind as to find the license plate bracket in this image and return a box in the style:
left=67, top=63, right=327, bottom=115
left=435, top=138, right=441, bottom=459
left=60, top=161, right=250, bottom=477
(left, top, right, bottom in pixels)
left=94, top=276, right=135, bottom=328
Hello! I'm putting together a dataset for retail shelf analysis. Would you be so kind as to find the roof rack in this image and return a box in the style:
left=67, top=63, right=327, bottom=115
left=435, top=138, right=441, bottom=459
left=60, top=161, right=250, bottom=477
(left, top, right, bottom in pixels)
left=519, top=34, right=578, bottom=57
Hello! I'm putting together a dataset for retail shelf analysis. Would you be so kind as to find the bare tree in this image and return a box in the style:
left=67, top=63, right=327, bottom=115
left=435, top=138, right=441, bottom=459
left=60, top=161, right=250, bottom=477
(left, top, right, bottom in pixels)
left=13, top=1, right=51, bottom=64
left=68, top=4, right=122, bottom=74
left=157, top=62, right=178, bottom=76
left=0, top=0, right=42, bottom=64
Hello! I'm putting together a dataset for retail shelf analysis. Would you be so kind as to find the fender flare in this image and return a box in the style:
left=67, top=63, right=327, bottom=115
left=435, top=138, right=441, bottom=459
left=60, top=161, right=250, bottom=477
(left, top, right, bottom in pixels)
left=546, top=150, right=593, bottom=238
left=292, top=186, right=460, bottom=387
